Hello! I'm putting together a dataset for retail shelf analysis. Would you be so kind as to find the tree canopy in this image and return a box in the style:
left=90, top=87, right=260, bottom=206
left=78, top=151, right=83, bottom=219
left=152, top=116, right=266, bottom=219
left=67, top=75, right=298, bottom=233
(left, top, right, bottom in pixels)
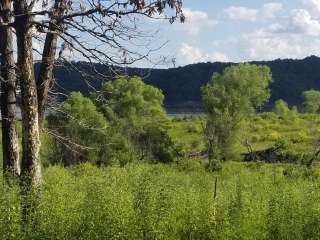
left=47, top=92, right=110, bottom=165
left=302, top=90, right=320, bottom=113
left=201, top=63, right=272, bottom=165
left=202, top=63, right=272, bottom=121
left=95, top=76, right=177, bottom=163
left=96, top=76, right=167, bottom=122
left=47, top=77, right=179, bottom=166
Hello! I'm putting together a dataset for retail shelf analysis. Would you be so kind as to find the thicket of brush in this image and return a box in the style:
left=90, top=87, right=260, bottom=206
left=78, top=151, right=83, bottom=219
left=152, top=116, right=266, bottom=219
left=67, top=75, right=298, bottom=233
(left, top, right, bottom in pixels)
left=1, top=162, right=320, bottom=240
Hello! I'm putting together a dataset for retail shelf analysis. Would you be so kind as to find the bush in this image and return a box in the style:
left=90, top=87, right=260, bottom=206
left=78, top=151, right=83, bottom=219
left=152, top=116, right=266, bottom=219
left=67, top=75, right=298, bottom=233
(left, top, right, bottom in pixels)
left=142, top=127, right=180, bottom=163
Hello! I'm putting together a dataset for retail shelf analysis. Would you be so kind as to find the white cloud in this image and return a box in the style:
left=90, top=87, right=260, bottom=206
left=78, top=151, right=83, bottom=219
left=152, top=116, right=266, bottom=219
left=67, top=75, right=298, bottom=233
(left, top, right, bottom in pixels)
left=224, top=3, right=283, bottom=22
left=177, top=43, right=206, bottom=63
left=177, top=8, right=218, bottom=35
left=238, top=32, right=310, bottom=60
left=177, top=43, right=228, bottom=65
left=224, top=6, right=258, bottom=21
left=303, top=0, right=320, bottom=18
left=290, top=9, right=320, bottom=35
left=261, top=3, right=283, bottom=19
left=231, top=24, right=320, bottom=61
left=211, top=52, right=229, bottom=62
left=231, top=0, right=320, bottom=61
left=267, top=8, right=320, bottom=36
left=174, top=1, right=320, bottom=64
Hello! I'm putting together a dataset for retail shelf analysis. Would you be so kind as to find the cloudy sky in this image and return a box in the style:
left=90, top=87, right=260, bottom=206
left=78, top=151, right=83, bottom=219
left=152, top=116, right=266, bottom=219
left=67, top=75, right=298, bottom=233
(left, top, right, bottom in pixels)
left=151, top=0, right=320, bottom=67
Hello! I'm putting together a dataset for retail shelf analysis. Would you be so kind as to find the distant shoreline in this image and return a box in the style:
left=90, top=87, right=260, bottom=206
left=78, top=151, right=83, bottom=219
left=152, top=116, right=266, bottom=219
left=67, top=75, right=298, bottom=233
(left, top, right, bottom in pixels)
left=0, top=107, right=204, bottom=119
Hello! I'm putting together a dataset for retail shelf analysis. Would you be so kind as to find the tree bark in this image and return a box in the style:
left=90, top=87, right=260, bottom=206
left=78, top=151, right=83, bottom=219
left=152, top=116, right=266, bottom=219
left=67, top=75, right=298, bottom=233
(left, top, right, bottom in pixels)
left=37, top=0, right=63, bottom=129
left=14, top=0, right=41, bottom=187
left=0, top=0, right=20, bottom=176
left=37, top=32, right=58, bottom=129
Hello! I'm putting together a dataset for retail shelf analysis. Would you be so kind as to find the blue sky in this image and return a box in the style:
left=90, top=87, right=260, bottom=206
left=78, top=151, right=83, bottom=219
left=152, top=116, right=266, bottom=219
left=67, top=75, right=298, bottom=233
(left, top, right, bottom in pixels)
left=147, top=0, right=320, bottom=67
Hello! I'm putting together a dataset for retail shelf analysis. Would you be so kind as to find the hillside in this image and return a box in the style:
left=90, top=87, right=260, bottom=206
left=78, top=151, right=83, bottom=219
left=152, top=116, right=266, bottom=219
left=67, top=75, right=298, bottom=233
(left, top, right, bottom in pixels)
left=49, top=56, right=320, bottom=110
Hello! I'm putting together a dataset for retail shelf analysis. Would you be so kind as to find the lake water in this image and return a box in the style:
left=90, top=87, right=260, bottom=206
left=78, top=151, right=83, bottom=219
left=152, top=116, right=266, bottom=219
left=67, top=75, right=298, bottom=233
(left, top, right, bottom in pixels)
left=0, top=107, right=203, bottom=119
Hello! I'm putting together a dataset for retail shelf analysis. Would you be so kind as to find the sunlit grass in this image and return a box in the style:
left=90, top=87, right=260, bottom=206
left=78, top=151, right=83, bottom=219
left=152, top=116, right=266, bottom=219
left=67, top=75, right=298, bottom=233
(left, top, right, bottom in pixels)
left=1, top=161, right=320, bottom=239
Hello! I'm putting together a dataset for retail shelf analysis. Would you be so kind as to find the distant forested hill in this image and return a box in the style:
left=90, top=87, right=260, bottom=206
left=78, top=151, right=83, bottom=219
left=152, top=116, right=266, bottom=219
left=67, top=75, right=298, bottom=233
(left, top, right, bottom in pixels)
left=48, top=56, right=320, bottom=111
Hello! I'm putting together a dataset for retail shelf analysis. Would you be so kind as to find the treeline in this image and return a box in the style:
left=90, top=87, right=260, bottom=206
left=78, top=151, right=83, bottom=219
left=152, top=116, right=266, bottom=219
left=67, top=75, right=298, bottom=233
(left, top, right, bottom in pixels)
left=48, top=56, right=320, bottom=110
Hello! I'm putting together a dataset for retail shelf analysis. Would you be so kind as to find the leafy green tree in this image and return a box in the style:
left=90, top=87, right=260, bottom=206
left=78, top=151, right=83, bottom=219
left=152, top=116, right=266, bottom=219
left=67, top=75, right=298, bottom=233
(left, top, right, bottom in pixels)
left=302, top=90, right=320, bottom=113
left=272, top=99, right=290, bottom=117
left=201, top=63, right=272, bottom=167
left=47, top=92, right=122, bottom=166
left=95, top=76, right=179, bottom=163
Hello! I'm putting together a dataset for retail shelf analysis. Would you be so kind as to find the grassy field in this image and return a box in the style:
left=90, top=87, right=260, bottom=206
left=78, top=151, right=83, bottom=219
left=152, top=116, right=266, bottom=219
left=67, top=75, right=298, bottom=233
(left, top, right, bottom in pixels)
left=2, top=112, right=319, bottom=166
left=1, top=113, right=320, bottom=239
left=1, top=161, right=320, bottom=239
left=169, top=113, right=320, bottom=162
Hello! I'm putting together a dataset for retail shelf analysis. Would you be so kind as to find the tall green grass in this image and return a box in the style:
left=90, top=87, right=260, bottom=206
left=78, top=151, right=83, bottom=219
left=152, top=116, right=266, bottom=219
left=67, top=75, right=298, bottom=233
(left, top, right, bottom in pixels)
left=1, top=162, right=320, bottom=239
left=170, top=113, right=320, bottom=160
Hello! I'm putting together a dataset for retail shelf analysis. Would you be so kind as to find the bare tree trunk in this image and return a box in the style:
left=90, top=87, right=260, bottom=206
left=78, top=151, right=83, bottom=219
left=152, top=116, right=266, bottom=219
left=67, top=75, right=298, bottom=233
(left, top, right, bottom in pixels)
left=0, top=0, right=20, bottom=176
left=37, top=0, right=63, bottom=129
left=14, top=0, right=41, bottom=187
left=37, top=31, right=58, bottom=129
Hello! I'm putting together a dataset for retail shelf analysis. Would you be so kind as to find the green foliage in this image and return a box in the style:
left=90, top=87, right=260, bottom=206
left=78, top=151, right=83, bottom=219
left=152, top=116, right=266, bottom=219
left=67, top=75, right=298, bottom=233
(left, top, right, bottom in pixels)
left=291, top=106, right=299, bottom=114
left=47, top=77, right=180, bottom=165
left=266, top=131, right=281, bottom=141
left=0, top=178, right=22, bottom=240
left=96, top=76, right=166, bottom=122
left=206, top=158, right=222, bottom=172
left=302, top=89, right=320, bottom=113
left=2, top=162, right=320, bottom=239
left=169, top=117, right=205, bottom=156
left=186, top=123, right=201, bottom=133
left=272, top=99, right=290, bottom=117
left=95, top=76, right=179, bottom=163
left=141, top=126, right=179, bottom=163
left=202, top=64, right=272, bottom=117
left=169, top=111, right=320, bottom=166
left=201, top=64, right=272, bottom=162
left=47, top=92, right=125, bottom=166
